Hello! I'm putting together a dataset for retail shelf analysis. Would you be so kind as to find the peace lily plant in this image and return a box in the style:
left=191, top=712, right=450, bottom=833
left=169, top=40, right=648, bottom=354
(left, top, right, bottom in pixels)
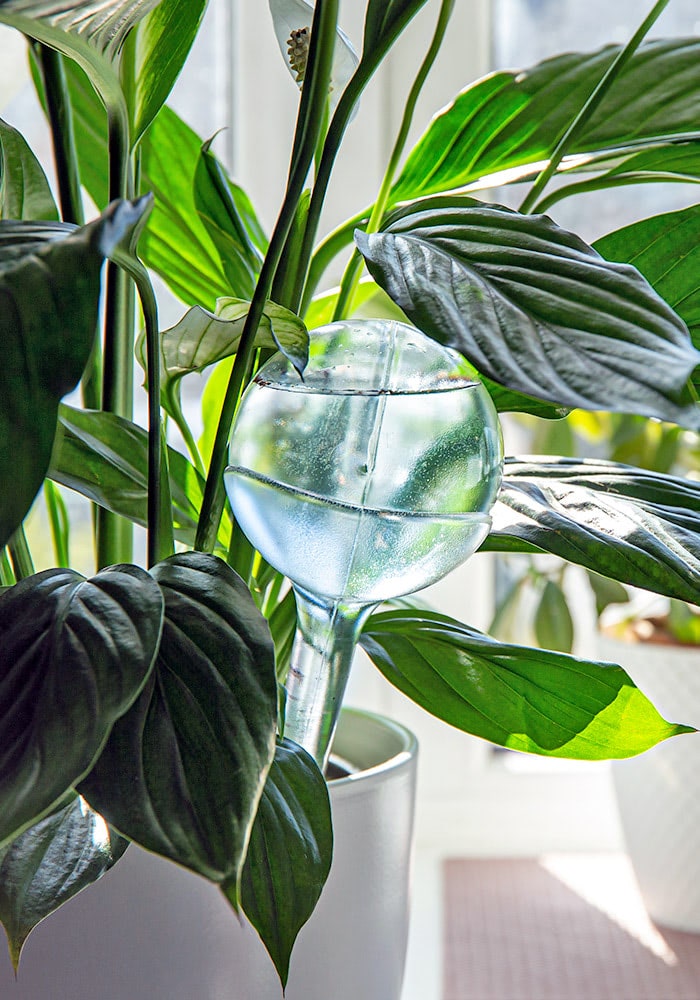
left=0, top=0, right=699, bottom=990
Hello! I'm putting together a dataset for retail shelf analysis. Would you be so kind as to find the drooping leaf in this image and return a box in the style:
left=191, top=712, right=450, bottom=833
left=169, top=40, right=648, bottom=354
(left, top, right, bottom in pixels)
left=194, top=138, right=266, bottom=300
left=0, top=197, right=151, bottom=548
left=360, top=609, right=694, bottom=759
left=0, top=117, right=58, bottom=221
left=534, top=579, right=574, bottom=653
left=594, top=203, right=700, bottom=393
left=0, top=564, right=163, bottom=848
left=484, top=457, right=700, bottom=604
left=49, top=405, right=230, bottom=550
left=356, top=198, right=700, bottom=428
left=79, top=552, right=278, bottom=887
left=391, top=38, right=700, bottom=202
left=0, top=795, right=128, bottom=971
left=139, top=298, right=308, bottom=419
left=131, top=0, right=208, bottom=142
left=0, top=0, right=159, bottom=127
left=232, top=737, right=333, bottom=988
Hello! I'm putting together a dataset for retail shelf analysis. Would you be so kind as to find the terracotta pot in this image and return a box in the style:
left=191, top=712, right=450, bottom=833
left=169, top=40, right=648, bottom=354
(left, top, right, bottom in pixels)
left=1, top=708, right=418, bottom=1000
left=598, top=632, right=700, bottom=932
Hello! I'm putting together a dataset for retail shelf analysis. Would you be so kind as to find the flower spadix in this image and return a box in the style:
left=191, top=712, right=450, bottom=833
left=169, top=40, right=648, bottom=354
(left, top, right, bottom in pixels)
left=269, top=0, right=358, bottom=110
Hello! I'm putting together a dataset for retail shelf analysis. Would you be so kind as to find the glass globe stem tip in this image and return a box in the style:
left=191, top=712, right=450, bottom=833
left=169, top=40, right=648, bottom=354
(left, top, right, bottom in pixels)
left=284, top=588, right=376, bottom=770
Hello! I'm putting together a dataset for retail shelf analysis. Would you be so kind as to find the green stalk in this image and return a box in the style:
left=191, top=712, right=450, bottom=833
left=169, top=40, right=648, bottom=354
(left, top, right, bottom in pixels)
left=0, top=549, right=15, bottom=587
left=302, top=208, right=370, bottom=315
left=333, top=0, right=455, bottom=320
left=44, top=482, right=70, bottom=568
left=8, top=527, right=34, bottom=581
left=96, top=105, right=134, bottom=571
left=519, top=0, right=672, bottom=215
left=195, top=0, right=341, bottom=556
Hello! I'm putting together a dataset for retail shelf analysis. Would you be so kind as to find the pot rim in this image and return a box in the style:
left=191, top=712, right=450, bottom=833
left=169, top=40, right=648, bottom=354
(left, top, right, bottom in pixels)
left=329, top=707, right=418, bottom=787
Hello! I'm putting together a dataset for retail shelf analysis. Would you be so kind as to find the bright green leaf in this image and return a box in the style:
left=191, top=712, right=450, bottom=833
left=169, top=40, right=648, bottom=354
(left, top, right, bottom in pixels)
left=594, top=203, right=700, bottom=393
left=132, top=0, right=208, bottom=142
left=391, top=38, right=700, bottom=202
left=361, top=609, right=694, bottom=759
left=0, top=117, right=58, bottom=221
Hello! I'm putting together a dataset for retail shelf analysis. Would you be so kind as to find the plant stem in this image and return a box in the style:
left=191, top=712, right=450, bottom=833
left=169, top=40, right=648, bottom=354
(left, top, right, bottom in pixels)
left=195, top=0, right=341, bottom=555
left=8, top=527, right=34, bottom=581
left=0, top=550, right=15, bottom=587
left=35, top=45, right=84, bottom=226
left=97, top=108, right=134, bottom=570
left=333, top=0, right=455, bottom=321
left=519, top=0, right=672, bottom=215
left=44, top=482, right=70, bottom=567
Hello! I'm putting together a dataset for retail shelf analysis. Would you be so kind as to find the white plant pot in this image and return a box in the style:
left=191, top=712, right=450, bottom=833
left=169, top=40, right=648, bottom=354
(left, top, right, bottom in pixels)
left=598, top=633, right=700, bottom=932
left=0, top=708, right=418, bottom=1000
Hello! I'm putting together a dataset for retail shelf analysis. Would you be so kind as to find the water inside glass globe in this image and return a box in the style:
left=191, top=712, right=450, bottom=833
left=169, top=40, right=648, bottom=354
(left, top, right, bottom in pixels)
left=225, top=319, right=503, bottom=765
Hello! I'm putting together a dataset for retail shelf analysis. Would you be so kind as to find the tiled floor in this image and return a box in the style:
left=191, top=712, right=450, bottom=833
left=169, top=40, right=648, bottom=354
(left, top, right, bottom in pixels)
left=443, top=854, right=700, bottom=1000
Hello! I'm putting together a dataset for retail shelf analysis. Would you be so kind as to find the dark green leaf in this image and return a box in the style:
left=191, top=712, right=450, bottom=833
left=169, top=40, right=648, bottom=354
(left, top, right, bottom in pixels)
left=0, top=198, right=151, bottom=548
left=484, top=457, right=700, bottom=604
left=0, top=564, right=163, bottom=848
left=50, top=405, right=228, bottom=550
left=79, top=552, right=278, bottom=887
left=391, top=38, right=700, bottom=201
left=132, top=0, right=208, bottom=142
left=357, top=199, right=700, bottom=428
left=232, top=738, right=333, bottom=988
left=194, top=139, right=266, bottom=300
left=360, top=609, right=693, bottom=759
left=594, top=203, right=700, bottom=393
left=534, top=579, right=574, bottom=653
left=0, top=795, right=128, bottom=971
left=0, top=117, right=58, bottom=221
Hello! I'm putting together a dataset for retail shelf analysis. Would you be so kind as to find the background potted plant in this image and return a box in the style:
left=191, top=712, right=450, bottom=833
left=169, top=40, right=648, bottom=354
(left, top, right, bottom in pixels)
left=0, top=0, right=698, bottom=997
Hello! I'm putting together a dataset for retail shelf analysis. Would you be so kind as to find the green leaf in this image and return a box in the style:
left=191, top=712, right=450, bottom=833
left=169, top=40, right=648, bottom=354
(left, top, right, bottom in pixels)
left=58, top=57, right=231, bottom=307
left=232, top=738, right=333, bottom=988
left=0, top=564, right=163, bottom=848
left=356, top=198, right=700, bottom=428
left=50, top=405, right=228, bottom=550
left=79, top=552, right=278, bottom=886
left=362, top=0, right=430, bottom=66
left=667, top=600, right=700, bottom=645
left=360, top=609, right=694, bottom=759
left=140, top=298, right=308, bottom=418
left=534, top=579, right=574, bottom=653
left=139, top=106, right=232, bottom=306
left=0, top=0, right=159, bottom=128
left=485, top=457, right=700, bottom=604
left=131, top=0, right=208, bottom=142
left=0, top=198, right=151, bottom=548
left=0, top=795, right=128, bottom=971
left=0, top=117, right=58, bottom=221
left=194, top=138, right=266, bottom=300
left=391, top=38, right=700, bottom=201
left=594, top=203, right=700, bottom=393
left=586, top=570, right=630, bottom=618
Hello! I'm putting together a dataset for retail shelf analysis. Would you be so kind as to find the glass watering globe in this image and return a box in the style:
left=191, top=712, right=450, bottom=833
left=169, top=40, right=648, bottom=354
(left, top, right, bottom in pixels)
left=225, top=320, right=503, bottom=768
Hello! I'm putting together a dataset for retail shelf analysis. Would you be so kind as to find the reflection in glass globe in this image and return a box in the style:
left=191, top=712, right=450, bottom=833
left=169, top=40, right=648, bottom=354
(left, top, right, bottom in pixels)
left=225, top=320, right=503, bottom=765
